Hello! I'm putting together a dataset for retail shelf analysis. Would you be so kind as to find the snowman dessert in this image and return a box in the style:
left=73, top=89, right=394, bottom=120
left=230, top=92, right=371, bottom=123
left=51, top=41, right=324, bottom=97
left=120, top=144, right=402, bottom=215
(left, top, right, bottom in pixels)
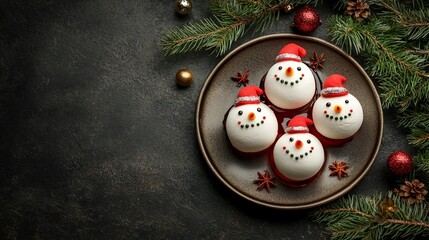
left=270, top=116, right=325, bottom=186
left=225, top=86, right=278, bottom=153
left=312, top=74, right=364, bottom=141
left=264, top=43, right=316, bottom=110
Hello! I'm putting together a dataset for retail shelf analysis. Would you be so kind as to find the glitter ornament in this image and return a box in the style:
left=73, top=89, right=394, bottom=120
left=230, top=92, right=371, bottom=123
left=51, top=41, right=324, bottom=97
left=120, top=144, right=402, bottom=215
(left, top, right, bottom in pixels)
left=176, top=68, right=193, bottom=86
left=292, top=6, right=321, bottom=34
left=387, top=150, right=413, bottom=176
left=176, top=0, right=192, bottom=16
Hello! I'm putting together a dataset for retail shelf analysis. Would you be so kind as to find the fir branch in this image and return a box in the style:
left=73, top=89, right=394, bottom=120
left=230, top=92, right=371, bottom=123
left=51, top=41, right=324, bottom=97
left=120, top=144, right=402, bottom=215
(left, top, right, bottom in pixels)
left=376, top=0, right=402, bottom=16
left=407, top=130, right=429, bottom=150
left=409, top=40, right=429, bottom=61
left=397, top=106, right=429, bottom=129
left=414, top=151, right=429, bottom=177
left=408, top=49, right=429, bottom=55
left=375, top=0, right=429, bottom=40
left=320, top=208, right=373, bottom=218
left=161, top=0, right=318, bottom=56
left=312, top=193, right=429, bottom=240
left=327, top=16, right=367, bottom=55
left=328, top=15, right=429, bottom=110
left=369, top=36, right=427, bottom=79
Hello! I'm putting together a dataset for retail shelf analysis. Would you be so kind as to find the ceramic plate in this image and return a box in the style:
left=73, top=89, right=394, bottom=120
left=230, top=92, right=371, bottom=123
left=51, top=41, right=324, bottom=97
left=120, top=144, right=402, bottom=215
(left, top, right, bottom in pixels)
left=195, top=34, right=383, bottom=209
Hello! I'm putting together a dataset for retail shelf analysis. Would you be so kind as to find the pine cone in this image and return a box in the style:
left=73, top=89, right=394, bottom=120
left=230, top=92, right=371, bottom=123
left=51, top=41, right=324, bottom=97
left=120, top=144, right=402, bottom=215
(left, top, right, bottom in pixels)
left=346, top=0, right=370, bottom=21
left=394, top=179, right=428, bottom=204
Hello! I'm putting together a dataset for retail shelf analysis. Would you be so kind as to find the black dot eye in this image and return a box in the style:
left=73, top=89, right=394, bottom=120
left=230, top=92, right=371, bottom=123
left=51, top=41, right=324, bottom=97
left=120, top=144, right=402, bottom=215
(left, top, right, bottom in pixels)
left=345, top=99, right=349, bottom=104
left=326, top=102, right=331, bottom=107
left=257, top=107, right=261, bottom=112
left=289, top=137, right=294, bottom=142
left=297, top=67, right=301, bottom=71
left=307, top=139, right=311, bottom=144
left=278, top=66, right=283, bottom=70
left=238, top=110, right=243, bottom=116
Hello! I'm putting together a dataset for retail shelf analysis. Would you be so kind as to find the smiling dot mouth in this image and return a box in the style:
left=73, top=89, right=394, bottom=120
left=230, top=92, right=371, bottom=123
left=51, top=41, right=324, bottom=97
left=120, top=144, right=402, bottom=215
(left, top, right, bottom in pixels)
left=240, top=119, right=265, bottom=129
left=274, top=76, right=303, bottom=86
left=287, top=148, right=314, bottom=160
left=325, top=112, right=352, bottom=121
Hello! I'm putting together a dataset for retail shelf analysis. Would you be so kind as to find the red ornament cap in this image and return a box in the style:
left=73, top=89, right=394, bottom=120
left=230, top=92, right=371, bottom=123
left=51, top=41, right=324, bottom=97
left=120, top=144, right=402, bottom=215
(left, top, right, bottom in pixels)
left=235, top=86, right=263, bottom=106
left=321, top=74, right=349, bottom=98
left=285, top=116, right=313, bottom=134
left=275, top=43, right=306, bottom=62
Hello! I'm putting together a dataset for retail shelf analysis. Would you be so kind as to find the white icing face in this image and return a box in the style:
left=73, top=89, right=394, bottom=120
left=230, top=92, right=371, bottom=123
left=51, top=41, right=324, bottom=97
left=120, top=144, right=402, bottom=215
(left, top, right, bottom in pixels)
left=272, top=133, right=324, bottom=181
left=264, top=61, right=316, bottom=109
left=312, top=94, right=363, bottom=139
left=225, top=103, right=278, bottom=153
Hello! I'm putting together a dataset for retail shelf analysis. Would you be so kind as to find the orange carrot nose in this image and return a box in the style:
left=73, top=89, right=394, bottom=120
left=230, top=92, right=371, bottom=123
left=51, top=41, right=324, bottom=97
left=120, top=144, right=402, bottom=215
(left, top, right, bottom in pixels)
left=286, top=67, right=293, bottom=76
left=334, top=105, right=342, bottom=113
left=248, top=112, right=256, bottom=121
left=295, top=140, right=303, bottom=149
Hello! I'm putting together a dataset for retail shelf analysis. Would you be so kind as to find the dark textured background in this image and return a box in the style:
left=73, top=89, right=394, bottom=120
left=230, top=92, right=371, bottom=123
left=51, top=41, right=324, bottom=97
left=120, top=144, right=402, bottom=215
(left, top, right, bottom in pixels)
left=0, top=1, right=412, bottom=239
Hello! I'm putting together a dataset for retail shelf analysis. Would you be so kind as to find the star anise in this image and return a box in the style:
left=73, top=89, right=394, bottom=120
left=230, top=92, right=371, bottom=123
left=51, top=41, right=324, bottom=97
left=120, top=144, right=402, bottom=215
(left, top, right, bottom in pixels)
left=346, top=0, right=370, bottom=22
left=231, top=69, right=250, bottom=87
left=308, top=51, right=326, bottom=72
left=254, top=169, right=276, bottom=192
left=328, top=160, right=349, bottom=179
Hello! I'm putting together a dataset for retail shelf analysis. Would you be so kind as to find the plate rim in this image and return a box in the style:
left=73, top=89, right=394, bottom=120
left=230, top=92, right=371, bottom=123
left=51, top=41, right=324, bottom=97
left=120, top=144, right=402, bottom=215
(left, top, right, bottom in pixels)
left=195, top=33, right=384, bottom=210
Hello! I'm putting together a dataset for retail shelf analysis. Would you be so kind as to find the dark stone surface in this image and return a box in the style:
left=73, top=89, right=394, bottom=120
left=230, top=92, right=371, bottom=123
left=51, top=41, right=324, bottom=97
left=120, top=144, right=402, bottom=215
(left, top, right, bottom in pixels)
left=0, top=1, right=412, bottom=239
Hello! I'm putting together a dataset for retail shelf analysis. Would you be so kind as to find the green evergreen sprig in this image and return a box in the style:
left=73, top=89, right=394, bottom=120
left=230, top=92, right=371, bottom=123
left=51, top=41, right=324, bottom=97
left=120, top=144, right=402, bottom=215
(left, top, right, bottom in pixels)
left=327, top=16, right=428, bottom=110
left=161, top=0, right=318, bottom=56
left=398, top=105, right=429, bottom=153
left=312, top=192, right=429, bottom=240
left=414, top=151, right=429, bottom=178
left=377, top=0, right=429, bottom=40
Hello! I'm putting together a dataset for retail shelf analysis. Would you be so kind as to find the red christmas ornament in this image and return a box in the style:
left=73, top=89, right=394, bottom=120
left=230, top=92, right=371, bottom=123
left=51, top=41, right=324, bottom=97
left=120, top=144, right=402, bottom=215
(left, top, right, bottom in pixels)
left=387, top=150, right=413, bottom=176
left=292, top=6, right=321, bottom=34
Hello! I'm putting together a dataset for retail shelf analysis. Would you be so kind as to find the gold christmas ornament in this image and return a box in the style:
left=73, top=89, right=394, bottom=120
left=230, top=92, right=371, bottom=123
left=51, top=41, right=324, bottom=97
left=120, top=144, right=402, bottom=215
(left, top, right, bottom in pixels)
left=176, top=68, right=193, bottom=86
left=176, top=0, right=192, bottom=16
left=283, top=4, right=294, bottom=13
left=380, top=197, right=396, bottom=218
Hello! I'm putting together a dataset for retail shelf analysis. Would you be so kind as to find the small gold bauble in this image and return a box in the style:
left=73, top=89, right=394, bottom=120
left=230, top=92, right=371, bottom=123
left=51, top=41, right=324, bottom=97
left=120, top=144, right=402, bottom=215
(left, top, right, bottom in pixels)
left=284, top=4, right=294, bottom=13
left=176, top=68, right=193, bottom=86
left=176, top=0, right=192, bottom=16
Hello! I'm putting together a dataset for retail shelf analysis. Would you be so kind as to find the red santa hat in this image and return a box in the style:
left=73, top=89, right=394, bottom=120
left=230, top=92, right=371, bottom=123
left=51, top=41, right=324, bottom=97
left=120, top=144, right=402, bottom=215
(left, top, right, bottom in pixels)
left=321, top=74, right=349, bottom=98
left=285, top=116, right=313, bottom=134
left=275, top=43, right=306, bottom=62
left=235, top=86, right=263, bottom=107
